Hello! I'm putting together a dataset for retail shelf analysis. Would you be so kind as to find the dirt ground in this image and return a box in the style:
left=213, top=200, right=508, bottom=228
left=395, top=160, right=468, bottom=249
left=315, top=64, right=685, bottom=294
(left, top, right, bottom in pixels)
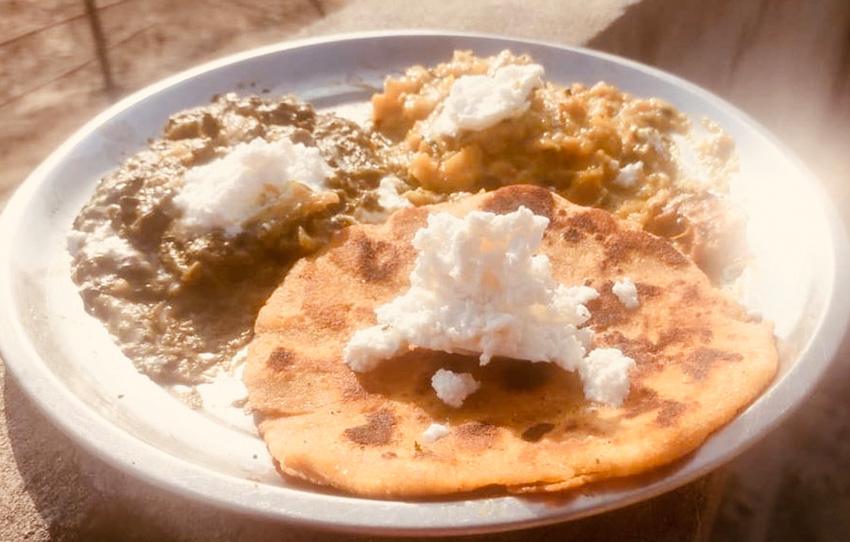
left=0, top=0, right=343, bottom=205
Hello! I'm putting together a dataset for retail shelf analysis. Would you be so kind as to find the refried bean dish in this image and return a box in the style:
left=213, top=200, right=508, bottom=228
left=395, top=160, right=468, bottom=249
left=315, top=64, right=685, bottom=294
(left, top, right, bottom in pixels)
left=68, top=51, right=771, bottom=495
left=70, top=93, right=395, bottom=382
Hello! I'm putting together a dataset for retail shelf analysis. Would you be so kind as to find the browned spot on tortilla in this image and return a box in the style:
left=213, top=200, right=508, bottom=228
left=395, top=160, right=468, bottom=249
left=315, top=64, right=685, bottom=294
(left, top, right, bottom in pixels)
left=636, top=282, right=662, bottom=299
left=481, top=185, right=554, bottom=220
left=341, top=377, right=368, bottom=400
left=455, top=422, right=498, bottom=449
left=266, top=348, right=293, bottom=371
left=521, top=423, right=555, bottom=442
left=457, top=421, right=497, bottom=437
left=682, top=347, right=743, bottom=380
left=655, top=401, right=686, bottom=427
left=603, top=230, right=688, bottom=269
left=344, top=408, right=396, bottom=446
left=353, top=235, right=400, bottom=282
left=586, top=283, right=631, bottom=330
left=655, top=327, right=713, bottom=350
left=623, top=387, right=661, bottom=418
left=563, top=208, right=619, bottom=238
left=330, top=230, right=401, bottom=283
left=382, top=451, right=398, bottom=459
left=562, top=227, right=585, bottom=242
left=302, top=302, right=349, bottom=331
left=680, top=284, right=701, bottom=305
left=599, top=331, right=659, bottom=369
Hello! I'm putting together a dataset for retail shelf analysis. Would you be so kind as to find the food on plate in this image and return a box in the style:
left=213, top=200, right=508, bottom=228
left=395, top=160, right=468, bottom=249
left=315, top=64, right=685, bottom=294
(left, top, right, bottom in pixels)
left=69, top=93, right=396, bottom=382
left=66, top=48, right=777, bottom=497
left=244, top=186, right=777, bottom=497
left=68, top=51, right=747, bottom=386
left=373, top=50, right=745, bottom=279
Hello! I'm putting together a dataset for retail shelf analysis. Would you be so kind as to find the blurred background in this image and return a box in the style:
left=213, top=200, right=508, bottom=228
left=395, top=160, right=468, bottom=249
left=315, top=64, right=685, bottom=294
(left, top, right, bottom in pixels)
left=1, top=1, right=849, bottom=540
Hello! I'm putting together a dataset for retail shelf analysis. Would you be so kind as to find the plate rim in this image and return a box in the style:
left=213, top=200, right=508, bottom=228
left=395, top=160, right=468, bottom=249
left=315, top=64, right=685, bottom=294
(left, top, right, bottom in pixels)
left=1, top=30, right=848, bottom=535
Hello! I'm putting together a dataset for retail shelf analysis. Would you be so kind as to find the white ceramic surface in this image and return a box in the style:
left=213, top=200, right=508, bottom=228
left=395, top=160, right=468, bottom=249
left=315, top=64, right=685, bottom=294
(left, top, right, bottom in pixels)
left=1, top=32, right=848, bottom=535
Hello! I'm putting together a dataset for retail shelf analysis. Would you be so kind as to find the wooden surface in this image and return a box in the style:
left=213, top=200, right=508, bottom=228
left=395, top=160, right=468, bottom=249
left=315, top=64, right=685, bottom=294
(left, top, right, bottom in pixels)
left=1, top=1, right=849, bottom=540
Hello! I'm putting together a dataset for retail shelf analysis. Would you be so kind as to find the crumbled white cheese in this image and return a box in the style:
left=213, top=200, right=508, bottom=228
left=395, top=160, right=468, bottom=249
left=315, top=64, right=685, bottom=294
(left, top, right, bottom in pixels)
left=612, top=277, right=639, bottom=309
left=375, top=175, right=412, bottom=211
left=636, top=127, right=666, bottom=154
left=421, top=422, right=450, bottom=443
left=344, top=325, right=404, bottom=373
left=173, top=137, right=332, bottom=235
left=672, top=133, right=712, bottom=185
left=613, top=161, right=643, bottom=188
left=431, top=369, right=480, bottom=408
left=579, top=348, right=635, bottom=407
left=356, top=175, right=412, bottom=224
left=429, top=63, right=545, bottom=136
left=342, top=206, right=639, bottom=407
left=343, top=207, right=598, bottom=372
left=67, top=223, right=138, bottom=261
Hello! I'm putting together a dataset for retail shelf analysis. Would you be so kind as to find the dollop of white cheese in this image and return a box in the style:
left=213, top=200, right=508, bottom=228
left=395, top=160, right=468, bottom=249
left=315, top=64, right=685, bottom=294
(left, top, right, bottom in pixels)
left=342, top=205, right=636, bottom=408
left=67, top=223, right=139, bottom=261
left=344, top=325, right=405, bottom=373
left=612, top=277, right=639, bottom=309
left=579, top=348, right=635, bottom=407
left=431, top=369, right=480, bottom=408
left=343, top=207, right=598, bottom=371
left=356, top=175, right=413, bottom=224
left=421, top=422, right=451, bottom=443
left=375, top=175, right=412, bottom=211
left=173, top=137, right=332, bottom=236
left=613, top=161, right=643, bottom=188
left=429, top=63, right=545, bottom=136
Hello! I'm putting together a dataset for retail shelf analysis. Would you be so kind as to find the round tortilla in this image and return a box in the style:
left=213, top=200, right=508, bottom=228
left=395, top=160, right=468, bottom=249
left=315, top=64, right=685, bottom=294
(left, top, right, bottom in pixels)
left=244, top=185, right=777, bottom=497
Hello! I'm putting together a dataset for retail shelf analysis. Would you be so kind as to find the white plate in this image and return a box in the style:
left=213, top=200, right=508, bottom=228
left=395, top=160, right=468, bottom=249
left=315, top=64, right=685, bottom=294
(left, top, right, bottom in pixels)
left=1, top=32, right=848, bottom=535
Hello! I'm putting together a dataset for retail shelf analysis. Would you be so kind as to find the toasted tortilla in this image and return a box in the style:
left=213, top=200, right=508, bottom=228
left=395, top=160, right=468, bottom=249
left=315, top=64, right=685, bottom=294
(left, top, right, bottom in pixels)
left=244, top=185, right=777, bottom=497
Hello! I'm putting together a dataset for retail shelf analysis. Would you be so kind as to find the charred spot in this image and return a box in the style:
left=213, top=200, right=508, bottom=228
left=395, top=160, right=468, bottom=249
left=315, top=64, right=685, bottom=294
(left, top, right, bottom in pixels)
left=655, top=401, right=686, bottom=427
left=655, top=327, right=713, bottom=350
left=381, top=451, right=398, bottom=459
left=682, top=347, right=742, bottom=380
left=303, top=301, right=349, bottom=330
left=603, top=230, right=688, bottom=269
left=623, top=386, right=661, bottom=418
left=679, top=284, right=702, bottom=305
left=636, top=282, right=662, bottom=299
left=266, top=348, right=294, bottom=371
left=562, top=227, right=585, bottom=243
left=521, top=423, right=555, bottom=442
left=352, top=234, right=400, bottom=282
left=599, top=331, right=659, bottom=367
left=456, top=422, right=498, bottom=443
left=481, top=186, right=554, bottom=220
left=563, top=209, right=618, bottom=237
left=343, top=408, right=396, bottom=446
left=585, top=282, right=631, bottom=330
left=341, top=377, right=368, bottom=401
